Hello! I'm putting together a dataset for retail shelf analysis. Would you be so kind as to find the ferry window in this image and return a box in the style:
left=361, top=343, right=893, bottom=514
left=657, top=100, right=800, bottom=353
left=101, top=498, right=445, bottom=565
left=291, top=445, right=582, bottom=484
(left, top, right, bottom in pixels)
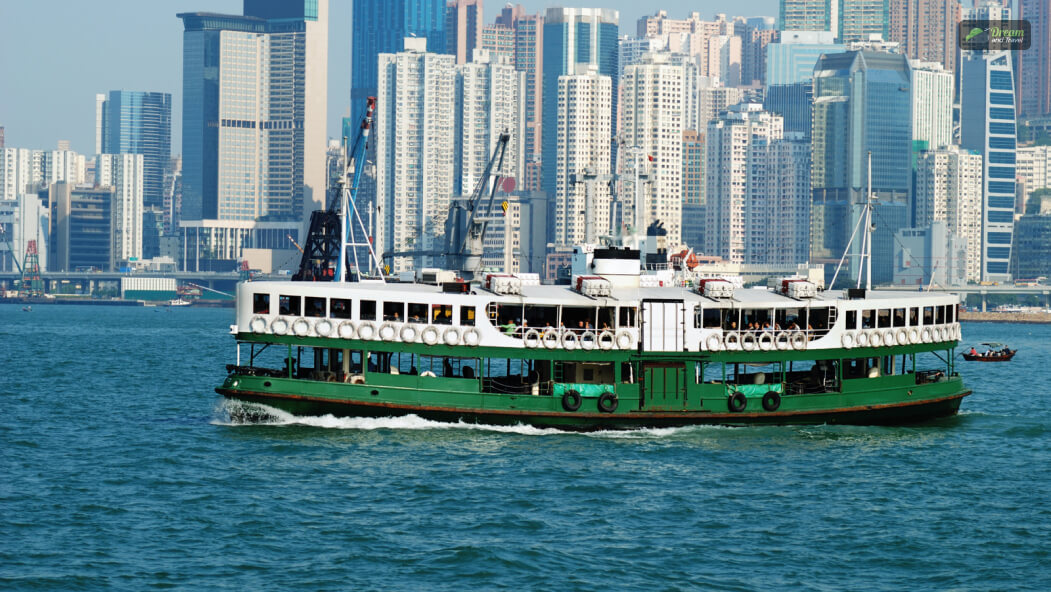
left=936, top=306, right=946, bottom=324
left=877, top=309, right=891, bottom=329
left=407, top=302, right=427, bottom=323
left=723, top=309, right=740, bottom=330
left=701, top=308, right=722, bottom=329
left=948, top=306, right=955, bottom=323
left=253, top=293, right=270, bottom=314
left=305, top=296, right=326, bottom=318
left=621, top=362, right=635, bottom=383
left=618, top=307, right=637, bottom=328
left=923, top=306, right=934, bottom=324
left=893, top=308, right=906, bottom=328
left=383, top=302, right=404, bottom=321
left=360, top=300, right=376, bottom=321
left=598, top=307, right=615, bottom=331
left=810, top=308, right=830, bottom=331
left=331, top=298, right=352, bottom=319
left=495, top=304, right=523, bottom=327
left=279, top=295, right=300, bottom=316
left=459, top=305, right=475, bottom=326
left=846, top=310, right=857, bottom=330
left=431, top=304, right=453, bottom=325
left=524, top=304, right=557, bottom=329
left=861, top=310, right=874, bottom=328
left=563, top=307, right=597, bottom=332
left=909, top=307, right=919, bottom=326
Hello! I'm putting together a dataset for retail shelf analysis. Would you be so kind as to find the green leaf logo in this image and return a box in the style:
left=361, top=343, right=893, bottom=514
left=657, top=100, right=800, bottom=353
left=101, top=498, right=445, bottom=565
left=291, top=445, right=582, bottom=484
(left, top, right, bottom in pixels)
left=965, top=27, right=984, bottom=41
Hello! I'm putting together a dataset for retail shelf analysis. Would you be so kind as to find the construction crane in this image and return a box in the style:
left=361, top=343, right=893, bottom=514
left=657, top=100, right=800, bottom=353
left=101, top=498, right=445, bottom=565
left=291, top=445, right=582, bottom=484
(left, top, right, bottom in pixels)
left=293, top=97, right=381, bottom=282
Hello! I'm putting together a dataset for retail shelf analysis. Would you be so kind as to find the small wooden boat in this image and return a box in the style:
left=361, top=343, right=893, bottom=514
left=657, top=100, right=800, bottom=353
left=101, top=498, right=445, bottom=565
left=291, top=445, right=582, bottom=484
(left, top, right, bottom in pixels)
left=962, top=342, right=1016, bottom=362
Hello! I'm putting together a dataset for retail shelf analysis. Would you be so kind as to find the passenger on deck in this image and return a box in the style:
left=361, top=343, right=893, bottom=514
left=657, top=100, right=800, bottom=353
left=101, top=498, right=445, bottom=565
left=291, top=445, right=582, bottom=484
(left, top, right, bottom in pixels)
left=502, top=320, right=517, bottom=335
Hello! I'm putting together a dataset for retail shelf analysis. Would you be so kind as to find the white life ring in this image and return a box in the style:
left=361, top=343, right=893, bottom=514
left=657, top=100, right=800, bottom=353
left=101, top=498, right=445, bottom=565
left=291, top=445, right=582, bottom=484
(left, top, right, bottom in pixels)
left=270, top=317, right=289, bottom=335
left=895, top=328, right=908, bottom=346
left=249, top=316, right=268, bottom=334
left=741, top=332, right=757, bottom=352
left=723, top=331, right=741, bottom=351
left=523, top=328, right=541, bottom=348
left=758, top=331, right=775, bottom=352
left=463, top=328, right=481, bottom=347
left=869, top=330, right=883, bottom=348
left=598, top=330, right=616, bottom=351
left=314, top=318, right=333, bottom=337
left=543, top=330, right=561, bottom=349
left=921, top=326, right=932, bottom=343
left=790, top=331, right=807, bottom=351
left=705, top=333, right=723, bottom=352
left=420, top=370, right=437, bottom=378
left=421, top=325, right=440, bottom=345
left=378, top=322, right=397, bottom=341
left=579, top=331, right=596, bottom=351
left=443, top=327, right=461, bottom=346
left=357, top=321, right=376, bottom=340
left=883, top=329, right=896, bottom=346
left=908, top=327, right=920, bottom=344
left=953, top=323, right=962, bottom=340
left=934, top=326, right=945, bottom=342
left=400, top=324, right=418, bottom=343
left=337, top=321, right=355, bottom=340
left=562, top=331, right=579, bottom=351
left=775, top=331, right=791, bottom=351
left=615, top=330, right=633, bottom=350
left=293, top=318, right=311, bottom=337
left=856, top=330, right=870, bottom=348
left=841, top=331, right=855, bottom=349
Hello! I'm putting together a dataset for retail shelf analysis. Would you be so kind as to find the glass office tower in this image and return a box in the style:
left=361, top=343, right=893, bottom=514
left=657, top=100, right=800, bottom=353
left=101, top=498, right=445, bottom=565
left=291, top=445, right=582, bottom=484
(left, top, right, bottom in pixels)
left=100, top=91, right=171, bottom=211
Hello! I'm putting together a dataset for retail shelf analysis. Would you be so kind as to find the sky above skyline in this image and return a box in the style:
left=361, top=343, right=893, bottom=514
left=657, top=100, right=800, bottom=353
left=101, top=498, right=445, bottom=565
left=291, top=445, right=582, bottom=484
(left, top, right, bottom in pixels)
left=0, top=0, right=776, bottom=157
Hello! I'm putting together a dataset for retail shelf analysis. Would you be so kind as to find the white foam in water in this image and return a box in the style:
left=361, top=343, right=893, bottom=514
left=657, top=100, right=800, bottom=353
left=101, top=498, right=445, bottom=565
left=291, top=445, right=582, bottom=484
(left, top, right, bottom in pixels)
left=212, top=398, right=719, bottom=438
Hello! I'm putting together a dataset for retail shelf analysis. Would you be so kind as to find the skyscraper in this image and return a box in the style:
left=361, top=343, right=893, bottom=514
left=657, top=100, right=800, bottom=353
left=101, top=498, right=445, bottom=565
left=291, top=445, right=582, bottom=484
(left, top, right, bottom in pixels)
left=910, top=61, right=954, bottom=151
left=542, top=8, right=618, bottom=206
left=178, top=1, right=328, bottom=271
left=445, top=0, right=482, bottom=64
left=456, top=50, right=523, bottom=196
left=513, top=12, right=544, bottom=177
left=1017, top=0, right=1051, bottom=117
left=98, top=90, right=172, bottom=210
left=811, top=49, right=912, bottom=283
left=915, top=146, right=983, bottom=282
left=779, top=0, right=838, bottom=37
left=376, top=38, right=456, bottom=273
left=96, top=153, right=145, bottom=269
left=352, top=0, right=446, bottom=109
left=682, top=130, right=706, bottom=250
left=889, top=0, right=961, bottom=74
left=960, top=1, right=1017, bottom=282
left=839, top=0, right=890, bottom=43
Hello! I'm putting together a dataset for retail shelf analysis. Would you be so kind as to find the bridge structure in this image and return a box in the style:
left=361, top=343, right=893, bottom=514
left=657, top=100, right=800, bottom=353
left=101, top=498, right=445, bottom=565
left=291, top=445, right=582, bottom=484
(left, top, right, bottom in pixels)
left=875, top=285, right=1051, bottom=311
left=0, top=271, right=245, bottom=298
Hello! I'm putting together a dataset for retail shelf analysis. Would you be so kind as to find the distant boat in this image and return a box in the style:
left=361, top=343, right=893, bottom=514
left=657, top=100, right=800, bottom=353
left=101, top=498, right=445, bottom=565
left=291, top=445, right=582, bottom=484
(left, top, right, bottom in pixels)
left=21, top=305, right=31, bottom=312
left=169, top=298, right=191, bottom=307
left=962, top=342, right=1016, bottom=362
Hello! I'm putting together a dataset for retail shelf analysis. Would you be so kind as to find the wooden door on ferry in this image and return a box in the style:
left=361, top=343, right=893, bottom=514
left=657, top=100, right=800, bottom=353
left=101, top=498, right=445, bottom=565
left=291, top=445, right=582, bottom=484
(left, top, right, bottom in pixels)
left=641, top=299, right=686, bottom=352
left=641, top=362, right=686, bottom=411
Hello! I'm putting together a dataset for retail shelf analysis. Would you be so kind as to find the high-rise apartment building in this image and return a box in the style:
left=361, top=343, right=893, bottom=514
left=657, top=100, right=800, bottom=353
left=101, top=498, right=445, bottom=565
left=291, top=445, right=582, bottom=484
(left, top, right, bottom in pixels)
left=637, top=12, right=740, bottom=81
left=96, top=153, right=144, bottom=269
left=542, top=8, right=618, bottom=208
left=960, top=2, right=1017, bottom=282
left=480, top=23, right=516, bottom=62
left=1, top=147, right=86, bottom=202
left=618, top=36, right=666, bottom=79
left=682, top=130, right=706, bottom=250
left=98, top=90, right=172, bottom=210
left=915, top=147, right=984, bottom=282
left=699, top=83, right=744, bottom=129
left=738, top=24, right=779, bottom=86
left=811, top=49, right=912, bottom=283
left=1016, top=145, right=1051, bottom=208
left=553, top=69, right=612, bottom=247
left=839, top=0, right=890, bottom=43
left=704, top=104, right=810, bottom=265
left=779, top=0, right=838, bottom=37
left=506, top=10, right=544, bottom=180
left=445, top=0, right=483, bottom=64
left=351, top=0, right=446, bottom=109
left=910, top=60, right=954, bottom=151
left=889, top=0, right=960, bottom=74
left=620, top=53, right=688, bottom=248
left=1017, top=0, right=1051, bottom=117
left=178, top=1, right=328, bottom=271
left=456, top=50, right=523, bottom=196
left=376, top=39, right=456, bottom=273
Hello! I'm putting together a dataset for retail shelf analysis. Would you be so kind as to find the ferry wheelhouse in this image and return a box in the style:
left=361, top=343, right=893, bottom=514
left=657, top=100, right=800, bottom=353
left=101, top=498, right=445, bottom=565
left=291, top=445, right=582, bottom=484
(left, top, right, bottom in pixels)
left=217, top=247, right=969, bottom=430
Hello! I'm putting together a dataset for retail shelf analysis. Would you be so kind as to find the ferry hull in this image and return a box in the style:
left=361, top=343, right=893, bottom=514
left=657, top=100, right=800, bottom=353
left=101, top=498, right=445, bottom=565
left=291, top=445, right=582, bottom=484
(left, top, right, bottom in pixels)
left=216, top=386, right=968, bottom=431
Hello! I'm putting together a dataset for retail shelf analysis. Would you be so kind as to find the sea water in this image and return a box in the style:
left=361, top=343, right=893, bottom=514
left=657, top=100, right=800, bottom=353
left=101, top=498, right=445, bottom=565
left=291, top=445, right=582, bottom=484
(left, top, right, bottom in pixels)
left=2, top=304, right=1050, bottom=591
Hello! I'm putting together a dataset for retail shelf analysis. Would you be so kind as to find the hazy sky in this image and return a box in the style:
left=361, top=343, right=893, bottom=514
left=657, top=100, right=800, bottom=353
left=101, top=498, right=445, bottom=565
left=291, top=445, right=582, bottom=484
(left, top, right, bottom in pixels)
left=0, top=0, right=777, bottom=156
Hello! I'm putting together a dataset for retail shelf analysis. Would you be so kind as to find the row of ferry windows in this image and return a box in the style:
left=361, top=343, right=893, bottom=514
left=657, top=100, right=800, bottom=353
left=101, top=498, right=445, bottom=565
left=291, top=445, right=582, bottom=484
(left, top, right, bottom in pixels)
left=695, top=307, right=834, bottom=331
left=845, top=305, right=954, bottom=330
left=253, top=293, right=476, bottom=326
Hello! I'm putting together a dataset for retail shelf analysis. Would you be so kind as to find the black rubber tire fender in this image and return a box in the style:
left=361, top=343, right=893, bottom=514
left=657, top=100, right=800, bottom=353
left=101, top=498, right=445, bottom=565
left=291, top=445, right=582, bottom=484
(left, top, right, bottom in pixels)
left=562, top=390, right=582, bottom=412
left=762, top=390, right=781, bottom=412
left=597, top=391, right=618, bottom=413
left=727, top=391, right=747, bottom=412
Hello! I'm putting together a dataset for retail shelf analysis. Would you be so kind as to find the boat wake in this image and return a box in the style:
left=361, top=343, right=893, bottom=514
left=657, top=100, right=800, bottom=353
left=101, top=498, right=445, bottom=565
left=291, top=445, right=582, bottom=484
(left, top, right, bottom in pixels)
left=212, top=399, right=725, bottom=438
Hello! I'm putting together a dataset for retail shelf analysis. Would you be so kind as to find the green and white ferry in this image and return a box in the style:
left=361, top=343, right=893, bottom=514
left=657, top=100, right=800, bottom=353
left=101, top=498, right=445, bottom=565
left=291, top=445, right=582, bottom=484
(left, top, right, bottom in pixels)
left=217, top=247, right=969, bottom=430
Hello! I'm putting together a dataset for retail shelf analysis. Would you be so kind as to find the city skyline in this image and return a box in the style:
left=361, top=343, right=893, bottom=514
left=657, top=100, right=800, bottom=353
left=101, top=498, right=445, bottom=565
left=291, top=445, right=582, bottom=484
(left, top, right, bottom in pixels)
left=0, top=0, right=779, bottom=157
